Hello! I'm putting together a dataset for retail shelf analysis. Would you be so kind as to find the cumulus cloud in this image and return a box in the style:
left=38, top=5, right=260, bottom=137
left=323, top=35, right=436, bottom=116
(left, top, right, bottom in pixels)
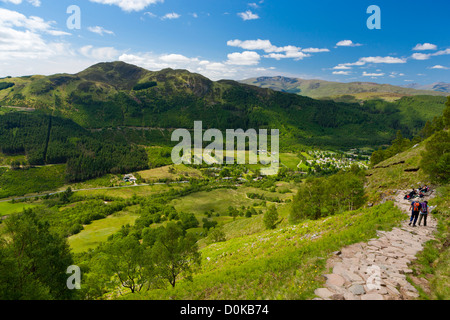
left=0, top=8, right=72, bottom=63
left=89, top=0, right=163, bottom=12
left=411, top=48, right=450, bottom=61
left=333, top=65, right=352, bottom=70
left=430, top=65, right=449, bottom=70
left=79, top=45, right=119, bottom=60
left=88, top=26, right=115, bottom=36
left=411, top=52, right=431, bottom=60
left=264, top=51, right=310, bottom=61
left=389, top=72, right=405, bottom=78
left=237, top=10, right=259, bottom=21
left=363, top=71, right=385, bottom=77
left=226, top=51, right=261, bottom=65
left=336, top=40, right=362, bottom=47
left=0, top=8, right=71, bottom=36
left=332, top=71, right=351, bottom=75
left=0, top=9, right=117, bottom=77
left=413, top=43, right=437, bottom=51
left=228, top=39, right=276, bottom=52
left=335, top=56, right=407, bottom=69
left=161, top=12, right=181, bottom=20
left=302, top=48, right=330, bottom=53
left=1, top=0, right=41, bottom=6
left=434, top=48, right=450, bottom=56
left=227, top=39, right=323, bottom=61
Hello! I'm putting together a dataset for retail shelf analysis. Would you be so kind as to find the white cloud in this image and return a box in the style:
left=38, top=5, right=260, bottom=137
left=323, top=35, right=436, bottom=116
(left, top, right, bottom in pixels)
left=411, top=48, right=450, bottom=61
left=88, top=26, right=115, bottom=36
left=332, top=71, right=350, bottom=75
left=0, top=8, right=72, bottom=63
left=358, top=56, right=406, bottom=64
left=144, top=12, right=157, bottom=18
left=237, top=10, right=260, bottom=21
left=248, top=3, right=259, bottom=9
left=434, top=48, right=450, bottom=56
left=333, top=65, right=352, bottom=70
left=302, top=47, right=330, bottom=53
left=411, top=52, right=431, bottom=60
left=227, top=39, right=316, bottom=61
left=0, top=9, right=120, bottom=77
left=0, top=8, right=71, bottom=36
left=430, top=65, right=449, bottom=70
left=161, top=12, right=181, bottom=20
left=413, top=43, right=437, bottom=51
left=1, top=0, right=41, bottom=6
left=264, top=50, right=310, bottom=61
left=363, top=71, right=385, bottom=77
left=389, top=72, right=405, bottom=78
left=159, top=53, right=197, bottom=64
left=79, top=45, right=119, bottom=61
left=226, top=51, right=260, bottom=65
left=336, top=56, right=407, bottom=69
left=228, top=39, right=276, bottom=52
left=89, top=0, right=163, bottom=12
left=336, top=40, right=362, bottom=47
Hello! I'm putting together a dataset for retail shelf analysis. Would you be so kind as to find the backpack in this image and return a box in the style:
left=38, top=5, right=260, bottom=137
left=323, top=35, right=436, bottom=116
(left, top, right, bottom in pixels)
left=413, top=202, right=421, bottom=212
left=420, top=202, right=428, bottom=213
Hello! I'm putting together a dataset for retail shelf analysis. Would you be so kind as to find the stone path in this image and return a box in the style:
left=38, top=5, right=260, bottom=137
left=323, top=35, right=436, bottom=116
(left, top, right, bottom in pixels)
left=313, top=189, right=437, bottom=300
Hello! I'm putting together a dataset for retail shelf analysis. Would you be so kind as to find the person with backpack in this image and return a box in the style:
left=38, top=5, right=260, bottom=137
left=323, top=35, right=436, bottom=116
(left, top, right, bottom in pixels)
left=408, top=200, right=421, bottom=227
left=418, top=201, right=429, bottom=226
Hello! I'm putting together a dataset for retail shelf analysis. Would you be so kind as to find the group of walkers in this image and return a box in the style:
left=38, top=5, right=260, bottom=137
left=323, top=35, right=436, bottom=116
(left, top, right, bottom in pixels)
left=407, top=185, right=431, bottom=227
left=404, top=185, right=429, bottom=200
left=408, top=199, right=429, bottom=227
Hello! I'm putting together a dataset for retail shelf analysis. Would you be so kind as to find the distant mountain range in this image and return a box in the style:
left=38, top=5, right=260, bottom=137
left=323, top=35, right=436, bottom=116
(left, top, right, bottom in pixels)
left=401, top=82, right=450, bottom=93
left=240, top=76, right=449, bottom=102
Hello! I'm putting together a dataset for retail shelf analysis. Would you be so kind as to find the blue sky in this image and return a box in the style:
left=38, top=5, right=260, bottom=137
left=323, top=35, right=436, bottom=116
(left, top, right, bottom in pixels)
left=0, top=0, right=449, bottom=85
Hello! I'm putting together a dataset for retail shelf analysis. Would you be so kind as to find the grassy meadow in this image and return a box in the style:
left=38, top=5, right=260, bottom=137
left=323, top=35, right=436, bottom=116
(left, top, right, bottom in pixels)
left=68, top=206, right=140, bottom=253
left=124, top=202, right=405, bottom=300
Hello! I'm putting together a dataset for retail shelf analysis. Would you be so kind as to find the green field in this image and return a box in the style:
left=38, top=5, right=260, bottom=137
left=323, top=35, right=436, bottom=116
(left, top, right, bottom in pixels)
left=138, top=164, right=203, bottom=182
left=279, top=153, right=301, bottom=170
left=0, top=201, right=38, bottom=216
left=68, top=207, right=140, bottom=253
left=171, top=186, right=293, bottom=216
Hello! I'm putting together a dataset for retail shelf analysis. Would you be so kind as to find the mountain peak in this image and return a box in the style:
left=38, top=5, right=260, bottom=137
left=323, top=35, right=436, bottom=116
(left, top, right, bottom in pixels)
left=77, top=61, right=149, bottom=89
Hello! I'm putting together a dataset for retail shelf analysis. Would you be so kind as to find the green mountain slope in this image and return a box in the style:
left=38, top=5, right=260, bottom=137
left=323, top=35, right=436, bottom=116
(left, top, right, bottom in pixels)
left=0, top=62, right=447, bottom=150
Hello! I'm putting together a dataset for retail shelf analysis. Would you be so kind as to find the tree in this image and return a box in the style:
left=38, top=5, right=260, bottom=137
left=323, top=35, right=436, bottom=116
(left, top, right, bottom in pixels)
left=421, top=130, right=450, bottom=184
left=0, top=209, right=74, bottom=300
left=150, top=222, right=201, bottom=288
left=206, top=227, right=226, bottom=244
left=289, top=172, right=366, bottom=223
left=179, top=212, right=199, bottom=230
left=59, top=187, right=73, bottom=204
left=263, top=205, right=279, bottom=230
left=202, top=218, right=218, bottom=232
left=99, top=235, right=150, bottom=294
left=443, top=97, right=450, bottom=129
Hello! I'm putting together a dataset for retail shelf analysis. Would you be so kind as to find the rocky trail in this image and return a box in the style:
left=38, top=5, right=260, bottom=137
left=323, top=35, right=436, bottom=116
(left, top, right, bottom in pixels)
left=313, top=189, right=437, bottom=300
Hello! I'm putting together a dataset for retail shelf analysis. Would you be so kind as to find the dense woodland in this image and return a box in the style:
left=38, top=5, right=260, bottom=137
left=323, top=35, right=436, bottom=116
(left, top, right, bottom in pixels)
left=0, top=112, right=149, bottom=182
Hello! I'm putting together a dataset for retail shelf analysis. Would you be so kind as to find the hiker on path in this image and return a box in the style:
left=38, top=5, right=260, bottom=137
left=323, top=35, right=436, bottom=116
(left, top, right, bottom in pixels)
left=409, top=200, right=421, bottom=227
left=418, top=201, right=429, bottom=227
